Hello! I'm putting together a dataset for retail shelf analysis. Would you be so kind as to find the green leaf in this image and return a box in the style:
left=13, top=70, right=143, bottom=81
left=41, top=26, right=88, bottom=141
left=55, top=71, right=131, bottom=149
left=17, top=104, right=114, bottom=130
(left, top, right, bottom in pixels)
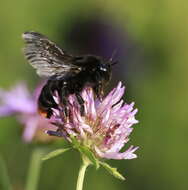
left=70, top=136, right=80, bottom=148
left=100, top=161, right=125, bottom=180
left=79, top=146, right=99, bottom=169
left=42, top=148, right=70, bottom=161
left=0, top=156, right=12, bottom=190
left=70, top=136, right=99, bottom=169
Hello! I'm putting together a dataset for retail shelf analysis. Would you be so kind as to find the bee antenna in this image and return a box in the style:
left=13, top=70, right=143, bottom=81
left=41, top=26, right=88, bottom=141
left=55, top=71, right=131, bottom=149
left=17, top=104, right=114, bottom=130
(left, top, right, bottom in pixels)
left=109, top=49, right=117, bottom=62
left=111, top=61, right=118, bottom=66
left=109, top=49, right=118, bottom=66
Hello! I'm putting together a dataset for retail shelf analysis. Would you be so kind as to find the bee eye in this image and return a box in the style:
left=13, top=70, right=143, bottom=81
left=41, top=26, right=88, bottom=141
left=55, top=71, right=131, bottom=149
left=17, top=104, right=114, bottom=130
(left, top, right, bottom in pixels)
left=100, top=67, right=107, bottom=72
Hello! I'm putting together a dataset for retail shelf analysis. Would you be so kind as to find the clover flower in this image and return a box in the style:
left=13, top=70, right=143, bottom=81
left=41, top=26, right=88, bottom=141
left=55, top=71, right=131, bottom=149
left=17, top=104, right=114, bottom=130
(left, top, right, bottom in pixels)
left=47, top=82, right=138, bottom=160
left=0, top=82, right=56, bottom=142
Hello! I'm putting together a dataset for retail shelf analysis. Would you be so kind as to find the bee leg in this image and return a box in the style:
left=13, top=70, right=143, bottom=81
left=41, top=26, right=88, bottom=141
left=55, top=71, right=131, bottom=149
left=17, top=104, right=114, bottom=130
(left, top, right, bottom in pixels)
left=60, top=84, right=72, bottom=120
left=93, top=83, right=103, bottom=101
left=61, top=94, right=69, bottom=118
left=75, top=93, right=85, bottom=116
left=60, top=89, right=69, bottom=118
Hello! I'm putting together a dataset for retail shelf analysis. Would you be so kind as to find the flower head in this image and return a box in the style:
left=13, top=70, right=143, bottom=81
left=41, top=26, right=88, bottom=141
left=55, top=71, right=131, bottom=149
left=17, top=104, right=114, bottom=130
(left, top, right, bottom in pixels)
left=47, top=82, right=138, bottom=160
left=0, top=82, right=56, bottom=142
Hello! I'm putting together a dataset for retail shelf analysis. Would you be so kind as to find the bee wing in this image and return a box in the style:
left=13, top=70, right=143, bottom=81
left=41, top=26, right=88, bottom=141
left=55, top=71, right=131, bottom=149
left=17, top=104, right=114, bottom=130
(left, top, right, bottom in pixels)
left=22, top=31, right=81, bottom=77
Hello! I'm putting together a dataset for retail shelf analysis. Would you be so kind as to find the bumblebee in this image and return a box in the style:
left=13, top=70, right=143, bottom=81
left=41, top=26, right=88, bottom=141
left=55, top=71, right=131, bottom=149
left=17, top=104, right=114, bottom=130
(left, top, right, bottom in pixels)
left=22, top=32, right=114, bottom=118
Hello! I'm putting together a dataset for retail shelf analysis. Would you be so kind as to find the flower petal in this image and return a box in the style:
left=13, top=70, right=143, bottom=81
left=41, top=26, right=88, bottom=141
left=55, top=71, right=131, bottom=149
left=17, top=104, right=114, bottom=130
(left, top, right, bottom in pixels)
left=96, top=145, right=138, bottom=160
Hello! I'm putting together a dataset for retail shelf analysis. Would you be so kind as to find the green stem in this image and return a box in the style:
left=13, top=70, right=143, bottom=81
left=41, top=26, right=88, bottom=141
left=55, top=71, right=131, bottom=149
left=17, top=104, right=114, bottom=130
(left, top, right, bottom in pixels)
left=0, top=156, right=12, bottom=190
left=76, top=156, right=90, bottom=190
left=25, top=149, right=45, bottom=190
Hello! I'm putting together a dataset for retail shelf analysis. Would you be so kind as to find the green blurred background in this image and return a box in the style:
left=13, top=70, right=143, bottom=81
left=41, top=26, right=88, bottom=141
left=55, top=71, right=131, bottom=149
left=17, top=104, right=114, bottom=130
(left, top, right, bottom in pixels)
left=0, top=0, right=188, bottom=189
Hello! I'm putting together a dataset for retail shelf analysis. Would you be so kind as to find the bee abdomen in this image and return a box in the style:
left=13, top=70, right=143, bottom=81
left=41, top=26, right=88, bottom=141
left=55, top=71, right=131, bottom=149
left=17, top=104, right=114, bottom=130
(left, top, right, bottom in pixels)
left=38, top=81, right=59, bottom=118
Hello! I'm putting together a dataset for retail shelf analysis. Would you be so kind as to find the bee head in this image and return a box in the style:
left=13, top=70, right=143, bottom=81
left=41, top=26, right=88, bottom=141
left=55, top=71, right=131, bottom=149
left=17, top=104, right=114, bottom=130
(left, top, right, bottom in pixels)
left=99, top=51, right=118, bottom=83
left=96, top=59, right=112, bottom=83
left=87, top=55, right=114, bottom=83
left=75, top=55, right=113, bottom=83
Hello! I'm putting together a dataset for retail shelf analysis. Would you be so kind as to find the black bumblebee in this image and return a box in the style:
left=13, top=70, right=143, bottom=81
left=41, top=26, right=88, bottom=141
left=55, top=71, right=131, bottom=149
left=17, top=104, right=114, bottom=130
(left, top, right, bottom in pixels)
left=22, top=31, right=114, bottom=118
